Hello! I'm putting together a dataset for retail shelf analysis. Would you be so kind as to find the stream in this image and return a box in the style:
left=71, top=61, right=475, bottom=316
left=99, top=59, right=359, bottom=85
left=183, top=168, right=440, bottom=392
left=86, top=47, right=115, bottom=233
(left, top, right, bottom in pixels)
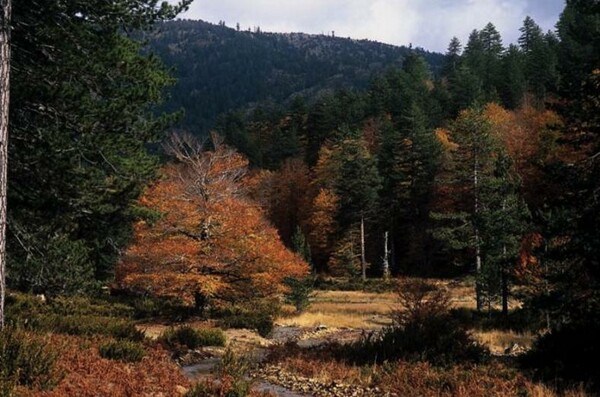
left=180, top=325, right=365, bottom=396
left=183, top=359, right=311, bottom=397
left=181, top=325, right=316, bottom=397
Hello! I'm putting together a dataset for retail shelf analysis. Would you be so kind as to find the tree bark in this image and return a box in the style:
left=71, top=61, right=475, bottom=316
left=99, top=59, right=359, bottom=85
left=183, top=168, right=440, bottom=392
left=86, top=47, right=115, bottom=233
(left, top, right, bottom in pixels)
left=474, top=155, right=483, bottom=312
left=360, top=215, right=366, bottom=282
left=501, top=199, right=509, bottom=318
left=382, top=231, right=390, bottom=280
left=0, top=0, right=12, bottom=329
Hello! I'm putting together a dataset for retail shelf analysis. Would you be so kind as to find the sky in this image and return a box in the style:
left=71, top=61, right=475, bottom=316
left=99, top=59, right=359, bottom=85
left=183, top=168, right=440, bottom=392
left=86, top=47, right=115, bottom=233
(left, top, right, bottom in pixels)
left=173, top=0, right=565, bottom=52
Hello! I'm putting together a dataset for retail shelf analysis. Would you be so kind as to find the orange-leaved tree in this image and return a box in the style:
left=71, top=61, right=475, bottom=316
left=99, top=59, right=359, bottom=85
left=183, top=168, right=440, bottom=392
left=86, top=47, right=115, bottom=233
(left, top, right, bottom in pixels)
left=115, top=133, right=308, bottom=311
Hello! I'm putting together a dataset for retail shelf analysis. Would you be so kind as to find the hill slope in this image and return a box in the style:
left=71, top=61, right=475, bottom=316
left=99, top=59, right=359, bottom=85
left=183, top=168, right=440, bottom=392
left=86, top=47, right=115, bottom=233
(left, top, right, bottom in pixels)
left=148, top=20, right=445, bottom=133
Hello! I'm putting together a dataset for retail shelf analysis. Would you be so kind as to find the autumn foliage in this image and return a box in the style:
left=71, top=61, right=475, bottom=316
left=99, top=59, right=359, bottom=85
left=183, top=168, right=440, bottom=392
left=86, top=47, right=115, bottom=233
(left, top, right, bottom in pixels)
left=115, top=135, right=308, bottom=307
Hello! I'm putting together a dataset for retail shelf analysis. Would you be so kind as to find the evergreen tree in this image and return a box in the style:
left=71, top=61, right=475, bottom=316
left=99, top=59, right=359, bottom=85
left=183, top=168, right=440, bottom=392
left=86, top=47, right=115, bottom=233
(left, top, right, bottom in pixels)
left=518, top=17, right=558, bottom=107
left=379, top=105, right=441, bottom=274
left=518, top=16, right=543, bottom=53
left=499, top=44, right=527, bottom=109
left=291, top=226, right=312, bottom=267
left=431, top=107, right=497, bottom=311
left=463, top=29, right=485, bottom=81
left=334, top=133, right=382, bottom=280
left=447, top=64, right=483, bottom=116
left=442, top=37, right=462, bottom=77
left=477, top=152, right=529, bottom=316
left=479, top=23, right=504, bottom=100
left=7, top=0, right=191, bottom=295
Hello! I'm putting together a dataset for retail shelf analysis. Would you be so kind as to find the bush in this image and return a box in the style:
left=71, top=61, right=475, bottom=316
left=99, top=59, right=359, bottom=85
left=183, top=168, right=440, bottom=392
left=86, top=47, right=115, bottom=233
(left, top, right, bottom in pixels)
left=5, top=293, right=135, bottom=328
left=344, top=279, right=487, bottom=366
left=215, top=348, right=253, bottom=397
left=99, top=340, right=146, bottom=363
left=29, top=314, right=144, bottom=341
left=49, top=296, right=134, bottom=318
left=347, top=314, right=487, bottom=366
left=220, top=313, right=273, bottom=338
left=449, top=306, right=540, bottom=332
left=127, top=296, right=196, bottom=321
left=158, top=326, right=226, bottom=350
left=0, top=328, right=61, bottom=391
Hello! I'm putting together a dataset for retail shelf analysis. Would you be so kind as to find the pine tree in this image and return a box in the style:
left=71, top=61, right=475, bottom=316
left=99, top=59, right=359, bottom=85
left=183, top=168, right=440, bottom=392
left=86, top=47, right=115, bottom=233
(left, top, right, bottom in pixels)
left=499, top=44, right=527, bottom=109
left=431, top=107, right=497, bottom=311
left=478, top=152, right=529, bottom=316
left=292, top=226, right=312, bottom=267
left=442, top=37, right=462, bottom=77
left=334, top=134, right=382, bottom=281
left=7, top=0, right=191, bottom=295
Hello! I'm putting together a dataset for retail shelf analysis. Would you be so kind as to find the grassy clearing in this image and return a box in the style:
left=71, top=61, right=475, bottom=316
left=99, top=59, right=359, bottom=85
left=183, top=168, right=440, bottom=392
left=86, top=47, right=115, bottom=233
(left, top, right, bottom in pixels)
left=277, top=290, right=395, bottom=328
left=276, top=278, right=505, bottom=329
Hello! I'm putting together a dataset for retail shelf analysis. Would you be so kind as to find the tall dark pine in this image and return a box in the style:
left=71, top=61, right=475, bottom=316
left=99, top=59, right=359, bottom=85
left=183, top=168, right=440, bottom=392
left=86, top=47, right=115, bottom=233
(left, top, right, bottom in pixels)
left=519, top=16, right=557, bottom=107
left=335, top=135, right=381, bottom=281
left=442, top=37, right=462, bottom=77
left=0, top=0, right=11, bottom=328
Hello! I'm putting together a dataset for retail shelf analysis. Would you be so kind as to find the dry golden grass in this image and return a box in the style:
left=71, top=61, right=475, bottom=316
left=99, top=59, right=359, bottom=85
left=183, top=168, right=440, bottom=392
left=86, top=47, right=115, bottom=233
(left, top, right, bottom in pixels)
left=277, top=290, right=396, bottom=328
left=277, top=278, right=498, bottom=329
left=473, top=329, right=535, bottom=354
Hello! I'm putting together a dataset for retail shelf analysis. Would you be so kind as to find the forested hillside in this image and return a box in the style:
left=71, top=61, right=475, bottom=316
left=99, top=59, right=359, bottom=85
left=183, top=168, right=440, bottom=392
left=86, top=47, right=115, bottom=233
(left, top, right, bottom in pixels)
left=147, top=19, right=445, bottom=133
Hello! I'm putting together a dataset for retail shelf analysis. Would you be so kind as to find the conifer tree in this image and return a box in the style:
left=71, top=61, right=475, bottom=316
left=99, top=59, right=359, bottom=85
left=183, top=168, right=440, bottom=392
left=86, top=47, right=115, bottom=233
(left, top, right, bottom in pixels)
left=7, top=0, right=191, bottom=295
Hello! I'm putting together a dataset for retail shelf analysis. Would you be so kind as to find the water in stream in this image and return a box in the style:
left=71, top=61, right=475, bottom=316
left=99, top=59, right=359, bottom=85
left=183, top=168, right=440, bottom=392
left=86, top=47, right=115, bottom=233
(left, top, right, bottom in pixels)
left=183, top=359, right=311, bottom=397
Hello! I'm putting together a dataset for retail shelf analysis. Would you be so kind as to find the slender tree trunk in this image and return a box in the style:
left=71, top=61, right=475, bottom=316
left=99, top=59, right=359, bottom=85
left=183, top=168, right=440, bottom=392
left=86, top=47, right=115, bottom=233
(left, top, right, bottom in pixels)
left=501, top=199, right=509, bottom=318
left=543, top=239, right=551, bottom=330
left=501, top=245, right=509, bottom=317
left=0, top=0, right=12, bottom=329
left=382, top=231, right=390, bottom=280
left=474, top=156, right=483, bottom=312
left=360, top=215, right=366, bottom=282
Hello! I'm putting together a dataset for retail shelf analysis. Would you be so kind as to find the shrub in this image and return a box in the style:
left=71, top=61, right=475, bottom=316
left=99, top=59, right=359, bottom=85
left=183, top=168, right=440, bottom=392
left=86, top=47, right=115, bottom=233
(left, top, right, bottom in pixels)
left=158, top=326, right=226, bottom=350
left=0, top=328, right=61, bottom=391
left=215, top=348, right=253, bottom=397
left=29, top=314, right=144, bottom=341
left=128, top=296, right=195, bottom=321
left=49, top=296, right=134, bottom=318
left=344, top=279, right=487, bottom=366
left=99, top=340, right=146, bottom=363
left=220, top=313, right=273, bottom=338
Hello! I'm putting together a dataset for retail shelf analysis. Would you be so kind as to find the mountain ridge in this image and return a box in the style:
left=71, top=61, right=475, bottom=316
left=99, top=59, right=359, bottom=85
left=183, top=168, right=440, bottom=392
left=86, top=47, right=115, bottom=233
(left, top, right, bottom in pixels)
left=147, top=19, right=445, bottom=134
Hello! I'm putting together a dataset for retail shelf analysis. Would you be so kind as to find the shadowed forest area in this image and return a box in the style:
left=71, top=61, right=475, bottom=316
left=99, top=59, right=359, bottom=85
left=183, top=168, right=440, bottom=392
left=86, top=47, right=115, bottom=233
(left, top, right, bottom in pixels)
left=0, top=0, right=599, bottom=396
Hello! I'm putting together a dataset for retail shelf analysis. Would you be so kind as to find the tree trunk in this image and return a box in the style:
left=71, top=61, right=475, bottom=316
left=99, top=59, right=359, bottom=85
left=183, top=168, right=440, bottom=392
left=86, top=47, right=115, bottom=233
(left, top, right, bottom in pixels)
left=474, top=156, right=483, bottom=312
left=501, top=246, right=509, bottom=317
left=382, top=231, right=390, bottom=280
left=0, top=0, right=12, bottom=329
left=360, top=215, right=366, bottom=282
left=501, top=199, right=508, bottom=318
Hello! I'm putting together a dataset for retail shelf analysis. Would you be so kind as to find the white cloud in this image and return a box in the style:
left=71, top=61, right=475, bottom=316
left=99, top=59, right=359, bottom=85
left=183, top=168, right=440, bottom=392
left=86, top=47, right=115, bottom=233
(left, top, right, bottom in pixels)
left=172, top=0, right=563, bottom=52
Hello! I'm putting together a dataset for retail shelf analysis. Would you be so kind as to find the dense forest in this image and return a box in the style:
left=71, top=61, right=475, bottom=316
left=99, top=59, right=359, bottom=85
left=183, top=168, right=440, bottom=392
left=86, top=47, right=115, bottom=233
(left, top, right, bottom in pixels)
left=1, top=0, right=599, bottom=396
left=147, top=19, right=445, bottom=133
